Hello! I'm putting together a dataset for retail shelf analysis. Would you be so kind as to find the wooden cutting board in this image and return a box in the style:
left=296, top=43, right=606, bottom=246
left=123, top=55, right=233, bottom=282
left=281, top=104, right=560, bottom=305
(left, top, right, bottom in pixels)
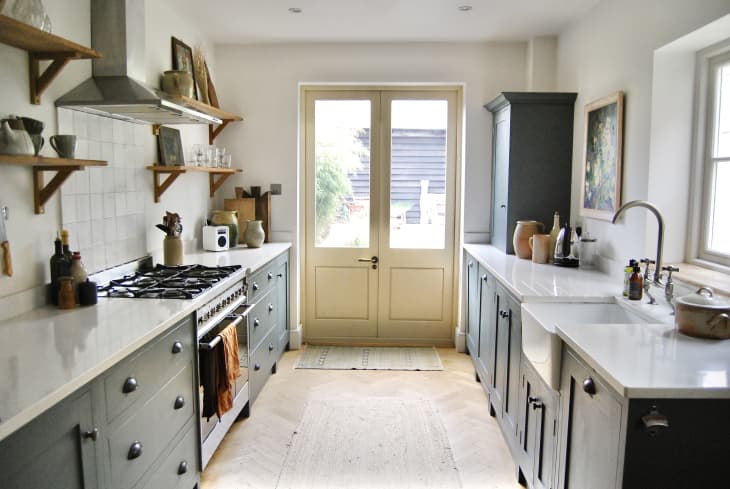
left=224, top=198, right=256, bottom=243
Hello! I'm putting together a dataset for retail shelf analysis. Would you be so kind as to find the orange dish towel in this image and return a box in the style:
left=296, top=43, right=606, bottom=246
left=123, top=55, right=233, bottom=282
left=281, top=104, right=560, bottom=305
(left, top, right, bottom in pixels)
left=216, top=322, right=241, bottom=416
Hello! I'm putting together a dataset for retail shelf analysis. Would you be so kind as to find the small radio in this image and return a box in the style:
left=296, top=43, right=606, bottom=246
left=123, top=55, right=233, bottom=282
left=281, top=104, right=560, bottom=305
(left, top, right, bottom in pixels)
left=202, top=225, right=229, bottom=251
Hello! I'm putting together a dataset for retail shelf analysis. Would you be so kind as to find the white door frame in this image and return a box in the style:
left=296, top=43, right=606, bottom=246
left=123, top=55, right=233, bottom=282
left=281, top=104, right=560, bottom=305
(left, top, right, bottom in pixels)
left=298, top=84, right=465, bottom=346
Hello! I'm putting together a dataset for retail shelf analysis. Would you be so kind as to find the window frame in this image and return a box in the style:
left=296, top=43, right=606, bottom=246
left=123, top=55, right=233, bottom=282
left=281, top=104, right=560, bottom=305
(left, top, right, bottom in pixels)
left=688, top=41, right=730, bottom=271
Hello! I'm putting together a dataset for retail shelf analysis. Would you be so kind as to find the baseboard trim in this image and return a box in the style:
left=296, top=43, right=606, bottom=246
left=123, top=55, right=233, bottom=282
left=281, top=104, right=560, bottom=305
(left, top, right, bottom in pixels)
left=454, top=327, right=466, bottom=353
left=303, top=337, right=455, bottom=348
left=289, top=324, right=303, bottom=350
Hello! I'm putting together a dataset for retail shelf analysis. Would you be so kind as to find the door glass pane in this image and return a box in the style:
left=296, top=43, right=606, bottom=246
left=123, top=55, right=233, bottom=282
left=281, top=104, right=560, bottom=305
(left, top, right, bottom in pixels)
left=314, top=100, right=370, bottom=248
left=389, top=100, right=447, bottom=249
left=707, top=161, right=730, bottom=254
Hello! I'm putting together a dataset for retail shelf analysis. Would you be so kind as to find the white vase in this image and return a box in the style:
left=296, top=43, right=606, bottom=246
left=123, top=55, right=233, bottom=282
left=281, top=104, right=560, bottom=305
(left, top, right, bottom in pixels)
left=0, top=121, right=34, bottom=155
left=244, top=220, right=265, bottom=248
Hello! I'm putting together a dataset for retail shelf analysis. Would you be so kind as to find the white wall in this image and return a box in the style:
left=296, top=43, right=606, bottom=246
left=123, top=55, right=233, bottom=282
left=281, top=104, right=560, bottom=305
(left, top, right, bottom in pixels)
left=0, top=0, right=219, bottom=304
left=557, top=0, right=730, bottom=276
left=212, top=41, right=528, bottom=328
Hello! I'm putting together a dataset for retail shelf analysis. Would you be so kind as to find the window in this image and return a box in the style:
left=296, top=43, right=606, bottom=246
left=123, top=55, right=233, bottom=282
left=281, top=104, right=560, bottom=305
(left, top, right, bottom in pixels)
left=700, top=53, right=730, bottom=266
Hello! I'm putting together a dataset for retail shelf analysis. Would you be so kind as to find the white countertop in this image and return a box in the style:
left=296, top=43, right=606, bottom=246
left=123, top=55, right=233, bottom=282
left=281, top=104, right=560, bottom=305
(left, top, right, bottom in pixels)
left=0, top=243, right=291, bottom=442
left=465, top=244, right=730, bottom=399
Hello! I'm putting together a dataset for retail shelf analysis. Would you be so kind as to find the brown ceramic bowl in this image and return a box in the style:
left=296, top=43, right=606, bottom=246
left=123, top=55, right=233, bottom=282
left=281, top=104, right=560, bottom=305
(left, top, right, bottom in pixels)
left=675, top=287, right=730, bottom=339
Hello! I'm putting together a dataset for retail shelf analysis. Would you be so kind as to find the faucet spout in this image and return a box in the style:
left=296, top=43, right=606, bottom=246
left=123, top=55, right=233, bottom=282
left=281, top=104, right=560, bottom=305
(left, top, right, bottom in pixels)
left=612, top=200, right=665, bottom=286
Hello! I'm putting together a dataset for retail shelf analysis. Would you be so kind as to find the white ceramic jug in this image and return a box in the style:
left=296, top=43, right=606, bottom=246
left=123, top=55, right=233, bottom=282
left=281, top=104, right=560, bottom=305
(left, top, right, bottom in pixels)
left=0, top=121, right=34, bottom=155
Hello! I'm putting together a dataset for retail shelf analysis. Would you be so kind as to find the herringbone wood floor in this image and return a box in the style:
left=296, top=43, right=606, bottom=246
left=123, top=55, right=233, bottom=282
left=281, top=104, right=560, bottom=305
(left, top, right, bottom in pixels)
left=201, top=347, right=523, bottom=489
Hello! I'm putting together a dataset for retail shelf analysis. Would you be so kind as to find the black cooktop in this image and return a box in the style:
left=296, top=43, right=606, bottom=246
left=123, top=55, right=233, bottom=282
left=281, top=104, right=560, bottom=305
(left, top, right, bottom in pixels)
left=97, top=264, right=242, bottom=299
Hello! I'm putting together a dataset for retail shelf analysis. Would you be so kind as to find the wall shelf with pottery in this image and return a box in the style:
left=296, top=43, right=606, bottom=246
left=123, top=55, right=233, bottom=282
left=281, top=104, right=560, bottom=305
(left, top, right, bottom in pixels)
left=0, top=154, right=107, bottom=214
left=146, top=165, right=241, bottom=203
left=0, top=14, right=102, bottom=104
left=151, top=96, right=243, bottom=144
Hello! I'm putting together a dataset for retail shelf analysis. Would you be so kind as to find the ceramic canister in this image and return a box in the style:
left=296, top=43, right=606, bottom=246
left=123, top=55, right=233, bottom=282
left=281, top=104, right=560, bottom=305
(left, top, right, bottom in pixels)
left=513, top=220, right=544, bottom=259
left=211, top=210, right=239, bottom=247
left=528, top=234, right=552, bottom=264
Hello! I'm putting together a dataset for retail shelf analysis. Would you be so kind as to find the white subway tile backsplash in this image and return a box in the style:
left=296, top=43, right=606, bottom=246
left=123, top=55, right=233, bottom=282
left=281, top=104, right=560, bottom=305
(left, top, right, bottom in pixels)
left=76, top=139, right=89, bottom=160
left=72, top=111, right=88, bottom=138
left=103, top=218, right=116, bottom=243
left=76, top=194, right=91, bottom=222
left=92, top=245, right=106, bottom=271
left=61, top=194, right=77, bottom=224
left=114, top=168, right=126, bottom=193
left=114, top=192, right=127, bottom=216
left=57, top=108, right=73, bottom=133
left=113, top=143, right=126, bottom=167
left=90, top=167, right=104, bottom=191
left=87, top=116, right=101, bottom=142
left=88, top=141, right=101, bottom=161
left=103, top=193, right=115, bottom=219
left=77, top=220, right=92, bottom=249
left=101, top=117, right=113, bottom=143
left=89, top=194, right=103, bottom=220
left=75, top=168, right=90, bottom=195
left=113, top=120, right=126, bottom=144
left=91, top=219, right=104, bottom=245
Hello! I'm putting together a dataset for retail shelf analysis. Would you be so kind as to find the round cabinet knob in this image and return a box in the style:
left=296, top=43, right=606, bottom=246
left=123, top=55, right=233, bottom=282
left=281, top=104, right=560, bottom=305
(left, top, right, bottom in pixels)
left=481, top=274, right=488, bottom=282
left=268, top=272, right=273, bottom=280
left=642, top=405, right=670, bottom=435
left=582, top=377, right=597, bottom=395
left=122, top=377, right=138, bottom=394
left=268, top=343, right=274, bottom=352
left=254, top=363, right=261, bottom=371
left=268, top=303, right=274, bottom=312
left=253, top=318, right=260, bottom=328
left=171, top=341, right=183, bottom=354
left=252, top=283, right=259, bottom=291
left=128, top=441, right=143, bottom=460
left=178, top=460, right=188, bottom=475
left=83, top=428, right=99, bottom=441
left=174, top=395, right=185, bottom=410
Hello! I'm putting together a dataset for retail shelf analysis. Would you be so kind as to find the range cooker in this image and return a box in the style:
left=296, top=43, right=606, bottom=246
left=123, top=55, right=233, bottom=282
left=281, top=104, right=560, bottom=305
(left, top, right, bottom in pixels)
left=96, top=260, right=251, bottom=469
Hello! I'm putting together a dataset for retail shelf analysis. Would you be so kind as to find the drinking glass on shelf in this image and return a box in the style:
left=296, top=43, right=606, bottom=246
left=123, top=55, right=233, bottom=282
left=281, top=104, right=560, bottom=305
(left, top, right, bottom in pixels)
left=222, top=154, right=232, bottom=168
left=191, top=144, right=205, bottom=166
left=206, top=145, right=217, bottom=167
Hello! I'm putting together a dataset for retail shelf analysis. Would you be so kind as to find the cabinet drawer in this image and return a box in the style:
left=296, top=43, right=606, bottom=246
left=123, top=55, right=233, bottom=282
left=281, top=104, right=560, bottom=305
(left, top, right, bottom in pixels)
left=104, top=318, right=193, bottom=422
left=142, top=425, right=198, bottom=489
left=248, top=287, right=276, bottom=352
left=249, top=328, right=279, bottom=402
left=108, top=363, right=194, bottom=489
left=248, top=263, right=278, bottom=302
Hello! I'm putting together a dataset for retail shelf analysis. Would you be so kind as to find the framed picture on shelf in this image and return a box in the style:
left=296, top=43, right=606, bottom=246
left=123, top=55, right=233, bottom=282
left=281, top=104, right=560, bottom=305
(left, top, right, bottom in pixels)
left=158, top=126, right=184, bottom=166
left=580, top=91, right=625, bottom=220
left=171, top=36, right=198, bottom=100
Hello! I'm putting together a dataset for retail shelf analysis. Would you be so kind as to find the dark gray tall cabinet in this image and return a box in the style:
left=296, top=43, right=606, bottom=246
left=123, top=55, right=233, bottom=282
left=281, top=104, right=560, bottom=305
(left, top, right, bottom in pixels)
left=485, top=92, right=577, bottom=254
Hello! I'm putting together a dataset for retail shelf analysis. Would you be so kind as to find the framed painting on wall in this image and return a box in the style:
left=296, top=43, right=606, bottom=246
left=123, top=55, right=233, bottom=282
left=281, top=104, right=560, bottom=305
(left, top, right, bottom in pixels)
left=158, top=126, right=184, bottom=166
left=171, top=36, right=198, bottom=100
left=580, top=91, right=625, bottom=220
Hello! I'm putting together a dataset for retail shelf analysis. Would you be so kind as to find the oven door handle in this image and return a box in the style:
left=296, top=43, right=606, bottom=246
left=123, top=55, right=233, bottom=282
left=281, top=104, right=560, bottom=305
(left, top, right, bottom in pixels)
left=198, top=315, right=244, bottom=351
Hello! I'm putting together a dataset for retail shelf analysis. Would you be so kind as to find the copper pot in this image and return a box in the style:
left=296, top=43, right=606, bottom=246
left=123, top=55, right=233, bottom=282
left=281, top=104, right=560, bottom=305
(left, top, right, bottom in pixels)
left=675, top=287, right=730, bottom=340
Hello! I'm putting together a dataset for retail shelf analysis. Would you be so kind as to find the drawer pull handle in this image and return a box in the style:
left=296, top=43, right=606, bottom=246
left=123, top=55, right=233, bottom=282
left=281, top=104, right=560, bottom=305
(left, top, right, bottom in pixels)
left=252, top=282, right=259, bottom=291
left=277, top=273, right=283, bottom=278
left=582, top=377, right=597, bottom=395
left=268, top=342, right=274, bottom=352
left=268, top=272, right=273, bottom=280
left=253, top=318, right=260, bottom=328
left=128, top=441, right=143, bottom=460
left=528, top=396, right=544, bottom=410
left=499, top=310, right=509, bottom=319
left=254, top=363, right=261, bottom=371
left=268, top=303, right=274, bottom=312
left=122, top=377, right=138, bottom=394
left=83, top=428, right=99, bottom=442
left=178, top=460, right=188, bottom=475
left=171, top=341, right=183, bottom=354
left=174, top=396, right=185, bottom=410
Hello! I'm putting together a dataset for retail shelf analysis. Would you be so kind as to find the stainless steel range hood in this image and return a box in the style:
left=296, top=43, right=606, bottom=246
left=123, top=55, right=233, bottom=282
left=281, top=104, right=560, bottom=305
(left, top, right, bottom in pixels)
left=55, top=0, right=221, bottom=125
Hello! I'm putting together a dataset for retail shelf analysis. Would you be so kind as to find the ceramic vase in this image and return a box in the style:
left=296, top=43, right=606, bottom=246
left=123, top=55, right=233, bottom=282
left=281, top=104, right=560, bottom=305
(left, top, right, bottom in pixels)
left=163, top=236, right=183, bottom=266
left=512, top=220, right=544, bottom=259
left=244, top=220, right=265, bottom=248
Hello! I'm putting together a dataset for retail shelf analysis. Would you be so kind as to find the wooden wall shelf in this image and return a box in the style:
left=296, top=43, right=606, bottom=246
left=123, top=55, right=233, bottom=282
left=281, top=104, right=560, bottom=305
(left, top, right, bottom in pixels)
left=146, top=165, right=242, bottom=203
left=0, top=155, right=107, bottom=214
left=163, top=96, right=243, bottom=144
left=0, top=14, right=102, bottom=105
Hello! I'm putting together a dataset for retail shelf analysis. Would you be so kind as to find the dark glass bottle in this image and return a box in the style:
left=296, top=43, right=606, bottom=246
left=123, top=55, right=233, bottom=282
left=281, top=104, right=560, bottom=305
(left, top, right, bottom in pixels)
left=49, top=234, right=69, bottom=305
left=60, top=229, right=72, bottom=263
left=628, top=265, right=643, bottom=301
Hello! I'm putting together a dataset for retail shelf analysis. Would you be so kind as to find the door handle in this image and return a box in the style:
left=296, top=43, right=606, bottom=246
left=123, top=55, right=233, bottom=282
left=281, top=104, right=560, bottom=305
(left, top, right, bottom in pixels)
left=357, top=256, right=379, bottom=264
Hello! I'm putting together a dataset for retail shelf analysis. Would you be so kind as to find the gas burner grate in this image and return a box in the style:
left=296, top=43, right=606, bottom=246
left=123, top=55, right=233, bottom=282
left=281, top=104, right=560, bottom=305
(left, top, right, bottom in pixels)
left=98, top=264, right=242, bottom=299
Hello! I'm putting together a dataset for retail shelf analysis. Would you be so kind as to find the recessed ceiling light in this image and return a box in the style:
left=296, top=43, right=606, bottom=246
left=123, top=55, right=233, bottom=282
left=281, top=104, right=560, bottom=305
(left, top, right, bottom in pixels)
left=458, top=5, right=472, bottom=11
left=288, top=7, right=302, bottom=13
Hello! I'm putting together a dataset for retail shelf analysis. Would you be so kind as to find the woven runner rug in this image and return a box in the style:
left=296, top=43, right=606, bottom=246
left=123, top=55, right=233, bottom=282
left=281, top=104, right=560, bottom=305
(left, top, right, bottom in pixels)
left=276, top=398, right=462, bottom=489
left=294, top=345, right=443, bottom=371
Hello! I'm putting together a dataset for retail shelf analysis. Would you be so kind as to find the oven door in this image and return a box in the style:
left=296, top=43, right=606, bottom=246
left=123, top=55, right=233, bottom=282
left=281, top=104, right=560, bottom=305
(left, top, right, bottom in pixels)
left=198, top=309, right=250, bottom=445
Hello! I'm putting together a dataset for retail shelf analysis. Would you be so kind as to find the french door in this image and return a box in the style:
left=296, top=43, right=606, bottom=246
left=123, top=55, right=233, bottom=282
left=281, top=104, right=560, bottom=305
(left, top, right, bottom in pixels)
left=304, top=87, right=459, bottom=343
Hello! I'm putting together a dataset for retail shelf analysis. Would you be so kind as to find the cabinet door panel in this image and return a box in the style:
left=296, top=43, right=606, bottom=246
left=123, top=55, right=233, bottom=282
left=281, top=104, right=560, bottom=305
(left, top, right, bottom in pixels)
left=491, top=107, right=511, bottom=252
left=0, top=390, right=98, bottom=489
left=503, top=294, right=522, bottom=438
left=476, top=267, right=495, bottom=379
left=465, top=255, right=480, bottom=359
left=559, top=350, right=622, bottom=489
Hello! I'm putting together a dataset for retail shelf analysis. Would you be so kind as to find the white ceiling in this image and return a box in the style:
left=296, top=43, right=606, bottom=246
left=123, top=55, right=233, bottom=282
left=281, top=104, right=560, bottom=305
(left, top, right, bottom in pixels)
left=173, top=0, right=602, bottom=44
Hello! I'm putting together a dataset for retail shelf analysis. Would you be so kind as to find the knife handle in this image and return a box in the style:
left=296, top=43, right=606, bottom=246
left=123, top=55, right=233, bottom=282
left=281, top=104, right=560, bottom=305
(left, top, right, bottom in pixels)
left=1, top=241, right=12, bottom=277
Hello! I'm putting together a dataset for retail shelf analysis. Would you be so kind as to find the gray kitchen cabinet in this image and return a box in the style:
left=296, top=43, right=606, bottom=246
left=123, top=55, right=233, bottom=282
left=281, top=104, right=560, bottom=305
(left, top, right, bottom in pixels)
left=274, top=252, right=290, bottom=353
left=465, top=254, right=480, bottom=361
left=477, top=265, right=496, bottom=387
left=484, top=92, right=576, bottom=254
left=557, top=347, right=730, bottom=489
left=518, top=358, right=558, bottom=489
left=0, top=389, right=99, bottom=489
left=491, top=283, right=522, bottom=441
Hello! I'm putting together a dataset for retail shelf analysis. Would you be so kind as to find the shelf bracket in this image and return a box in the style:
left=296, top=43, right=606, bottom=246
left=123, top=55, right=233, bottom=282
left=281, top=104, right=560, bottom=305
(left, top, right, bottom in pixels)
left=209, top=172, right=234, bottom=198
left=33, top=165, right=81, bottom=214
left=209, top=120, right=231, bottom=144
left=29, top=55, right=71, bottom=105
left=151, top=169, right=185, bottom=203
